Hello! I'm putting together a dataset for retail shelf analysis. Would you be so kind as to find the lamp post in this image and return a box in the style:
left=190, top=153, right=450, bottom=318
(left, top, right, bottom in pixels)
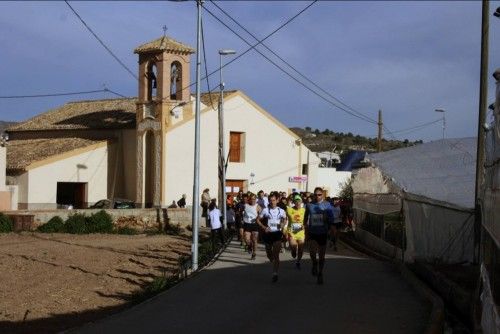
left=218, top=49, right=236, bottom=228
left=434, top=109, right=446, bottom=139
left=189, top=0, right=203, bottom=272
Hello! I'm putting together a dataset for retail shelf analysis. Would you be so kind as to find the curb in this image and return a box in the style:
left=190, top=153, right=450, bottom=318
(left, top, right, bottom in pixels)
left=340, top=233, right=445, bottom=334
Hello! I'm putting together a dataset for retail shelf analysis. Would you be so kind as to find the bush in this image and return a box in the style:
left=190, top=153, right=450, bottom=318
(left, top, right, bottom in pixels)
left=115, top=227, right=138, bottom=235
left=38, top=216, right=65, bottom=233
left=86, top=210, right=113, bottom=233
left=0, top=213, right=13, bottom=233
left=65, top=213, right=87, bottom=234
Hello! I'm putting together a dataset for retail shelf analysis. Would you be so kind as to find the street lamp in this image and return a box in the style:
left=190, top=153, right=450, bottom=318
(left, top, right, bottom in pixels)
left=435, top=108, right=446, bottom=139
left=218, top=49, right=236, bottom=228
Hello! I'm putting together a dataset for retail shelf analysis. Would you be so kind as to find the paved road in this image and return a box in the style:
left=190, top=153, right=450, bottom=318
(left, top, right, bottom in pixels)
left=73, top=239, right=430, bottom=334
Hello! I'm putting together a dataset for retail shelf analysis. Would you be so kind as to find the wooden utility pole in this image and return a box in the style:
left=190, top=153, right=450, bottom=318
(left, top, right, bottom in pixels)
left=474, top=0, right=489, bottom=264
left=377, top=110, right=383, bottom=152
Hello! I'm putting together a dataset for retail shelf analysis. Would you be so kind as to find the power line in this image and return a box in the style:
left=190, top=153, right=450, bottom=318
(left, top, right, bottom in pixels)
left=203, top=4, right=379, bottom=125
left=180, top=1, right=316, bottom=94
left=390, top=118, right=443, bottom=135
left=64, top=1, right=138, bottom=80
left=209, top=0, right=377, bottom=125
left=0, top=88, right=125, bottom=99
left=200, top=15, right=216, bottom=111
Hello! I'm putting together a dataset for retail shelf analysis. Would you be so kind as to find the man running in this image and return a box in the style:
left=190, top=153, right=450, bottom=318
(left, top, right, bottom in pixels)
left=235, top=193, right=248, bottom=247
left=257, top=193, right=286, bottom=283
left=286, top=194, right=306, bottom=269
left=243, top=193, right=260, bottom=260
left=304, top=187, right=334, bottom=285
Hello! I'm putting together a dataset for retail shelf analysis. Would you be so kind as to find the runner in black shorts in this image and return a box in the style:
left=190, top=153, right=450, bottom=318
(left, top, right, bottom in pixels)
left=257, top=193, right=286, bottom=283
left=304, top=187, right=334, bottom=285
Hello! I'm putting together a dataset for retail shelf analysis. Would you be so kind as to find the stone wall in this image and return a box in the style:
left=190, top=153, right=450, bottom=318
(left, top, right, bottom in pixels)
left=3, top=207, right=193, bottom=231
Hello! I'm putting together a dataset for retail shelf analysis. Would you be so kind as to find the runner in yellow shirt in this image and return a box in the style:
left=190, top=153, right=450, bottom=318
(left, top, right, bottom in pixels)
left=286, top=194, right=306, bottom=270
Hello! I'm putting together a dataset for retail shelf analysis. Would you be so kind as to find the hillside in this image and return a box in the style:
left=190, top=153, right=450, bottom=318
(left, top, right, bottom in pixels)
left=290, top=127, right=423, bottom=153
left=0, top=121, right=17, bottom=134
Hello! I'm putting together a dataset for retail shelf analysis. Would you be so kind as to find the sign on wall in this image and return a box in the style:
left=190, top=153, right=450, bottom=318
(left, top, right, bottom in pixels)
left=289, top=176, right=307, bottom=183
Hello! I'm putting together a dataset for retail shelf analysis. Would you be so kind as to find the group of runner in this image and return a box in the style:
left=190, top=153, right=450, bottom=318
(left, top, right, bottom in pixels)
left=227, top=187, right=340, bottom=284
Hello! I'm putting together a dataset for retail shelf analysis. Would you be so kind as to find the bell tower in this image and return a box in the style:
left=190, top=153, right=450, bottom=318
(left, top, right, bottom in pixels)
left=134, top=36, right=195, bottom=207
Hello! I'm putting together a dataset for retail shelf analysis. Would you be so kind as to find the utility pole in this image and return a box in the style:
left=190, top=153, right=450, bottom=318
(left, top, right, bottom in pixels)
left=377, top=109, right=383, bottom=152
left=191, top=0, right=203, bottom=272
left=474, top=0, right=489, bottom=264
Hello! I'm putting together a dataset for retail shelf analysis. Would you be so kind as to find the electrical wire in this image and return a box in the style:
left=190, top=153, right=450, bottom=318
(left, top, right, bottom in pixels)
left=0, top=88, right=125, bottom=99
left=203, top=5, right=379, bottom=125
left=390, top=118, right=443, bottom=135
left=209, top=0, right=377, bottom=125
left=64, top=1, right=138, bottom=80
left=180, top=1, right=317, bottom=95
left=200, top=15, right=216, bottom=111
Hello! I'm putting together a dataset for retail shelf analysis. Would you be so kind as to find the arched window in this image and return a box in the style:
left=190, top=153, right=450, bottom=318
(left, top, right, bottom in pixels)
left=147, top=62, right=158, bottom=101
left=170, top=61, right=182, bottom=100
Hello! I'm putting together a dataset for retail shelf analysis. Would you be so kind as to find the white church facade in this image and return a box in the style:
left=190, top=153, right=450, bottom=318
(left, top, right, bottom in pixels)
left=4, top=36, right=320, bottom=210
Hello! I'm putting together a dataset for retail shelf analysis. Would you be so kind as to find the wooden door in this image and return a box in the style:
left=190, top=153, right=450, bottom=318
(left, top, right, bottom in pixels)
left=229, top=132, right=241, bottom=162
left=226, top=180, right=245, bottom=197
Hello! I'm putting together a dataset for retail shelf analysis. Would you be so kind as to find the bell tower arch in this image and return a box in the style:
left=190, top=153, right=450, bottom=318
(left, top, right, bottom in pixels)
left=134, top=36, right=194, bottom=207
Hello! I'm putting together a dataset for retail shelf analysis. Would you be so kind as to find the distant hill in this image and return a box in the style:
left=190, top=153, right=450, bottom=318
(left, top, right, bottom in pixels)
left=0, top=121, right=18, bottom=134
left=289, top=126, right=423, bottom=153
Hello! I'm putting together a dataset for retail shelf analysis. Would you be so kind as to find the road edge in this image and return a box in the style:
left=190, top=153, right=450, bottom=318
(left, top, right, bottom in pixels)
left=340, top=234, right=445, bottom=334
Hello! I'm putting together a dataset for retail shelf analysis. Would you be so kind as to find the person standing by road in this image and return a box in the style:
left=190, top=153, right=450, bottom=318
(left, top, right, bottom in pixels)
left=304, top=187, right=334, bottom=285
left=208, top=200, right=225, bottom=254
left=201, top=188, right=211, bottom=227
left=243, top=193, right=260, bottom=260
left=286, top=194, right=306, bottom=269
left=257, top=193, right=286, bottom=283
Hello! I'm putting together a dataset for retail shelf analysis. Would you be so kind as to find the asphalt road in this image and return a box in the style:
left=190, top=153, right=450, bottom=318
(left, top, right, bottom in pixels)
left=73, top=239, right=430, bottom=334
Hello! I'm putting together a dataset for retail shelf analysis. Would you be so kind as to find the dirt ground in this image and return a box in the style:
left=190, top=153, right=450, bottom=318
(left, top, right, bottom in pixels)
left=0, top=232, right=193, bottom=333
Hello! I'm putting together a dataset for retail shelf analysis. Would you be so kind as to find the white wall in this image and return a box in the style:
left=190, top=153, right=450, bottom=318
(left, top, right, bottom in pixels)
left=316, top=168, right=352, bottom=197
left=164, top=93, right=320, bottom=204
left=24, top=144, right=109, bottom=208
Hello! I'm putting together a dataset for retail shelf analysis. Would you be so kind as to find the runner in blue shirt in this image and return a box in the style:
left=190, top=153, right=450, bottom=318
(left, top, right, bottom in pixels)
left=304, top=187, right=334, bottom=285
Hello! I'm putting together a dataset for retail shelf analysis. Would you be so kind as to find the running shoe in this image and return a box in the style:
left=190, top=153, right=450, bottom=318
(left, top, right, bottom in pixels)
left=295, top=261, right=301, bottom=270
left=311, top=265, right=318, bottom=277
left=317, top=274, right=324, bottom=285
left=272, top=274, right=278, bottom=283
left=251, top=253, right=256, bottom=260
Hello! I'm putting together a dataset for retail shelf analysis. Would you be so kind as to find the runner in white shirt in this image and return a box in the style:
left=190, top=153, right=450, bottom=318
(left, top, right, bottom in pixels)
left=243, top=194, right=261, bottom=260
left=257, top=192, right=286, bottom=283
left=208, top=200, right=225, bottom=254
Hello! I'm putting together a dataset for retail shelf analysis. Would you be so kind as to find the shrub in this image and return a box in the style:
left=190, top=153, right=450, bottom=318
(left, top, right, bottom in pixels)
left=0, top=213, right=13, bottom=233
left=65, top=213, right=87, bottom=234
left=115, top=227, right=138, bottom=235
left=38, top=216, right=65, bottom=233
left=86, top=210, right=113, bottom=233
left=164, top=222, right=183, bottom=236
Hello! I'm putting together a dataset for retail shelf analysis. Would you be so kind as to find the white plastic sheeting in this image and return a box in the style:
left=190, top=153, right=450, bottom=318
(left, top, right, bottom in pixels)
left=353, top=138, right=477, bottom=263
left=482, top=75, right=500, bottom=248
left=404, top=200, right=474, bottom=263
left=480, top=264, right=500, bottom=334
left=369, top=138, right=476, bottom=209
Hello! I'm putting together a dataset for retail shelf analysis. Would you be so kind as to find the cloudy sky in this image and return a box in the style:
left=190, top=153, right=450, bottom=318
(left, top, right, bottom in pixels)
left=1, top=1, right=499, bottom=141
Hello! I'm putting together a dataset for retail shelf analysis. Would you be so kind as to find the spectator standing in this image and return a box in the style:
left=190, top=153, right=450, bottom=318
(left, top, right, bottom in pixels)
left=177, top=194, right=187, bottom=208
left=208, top=200, right=225, bottom=254
left=201, top=188, right=211, bottom=227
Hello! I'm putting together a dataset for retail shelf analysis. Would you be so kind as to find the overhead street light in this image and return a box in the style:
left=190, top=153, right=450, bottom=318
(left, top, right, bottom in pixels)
left=434, top=108, right=446, bottom=140
left=218, top=48, right=236, bottom=228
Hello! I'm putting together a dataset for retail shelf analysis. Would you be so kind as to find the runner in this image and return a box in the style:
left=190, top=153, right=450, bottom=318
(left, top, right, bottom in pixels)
left=304, top=187, right=334, bottom=285
left=257, top=193, right=286, bottom=282
left=286, top=194, right=306, bottom=269
left=330, top=197, right=342, bottom=251
left=243, top=193, right=260, bottom=260
left=235, top=193, right=248, bottom=247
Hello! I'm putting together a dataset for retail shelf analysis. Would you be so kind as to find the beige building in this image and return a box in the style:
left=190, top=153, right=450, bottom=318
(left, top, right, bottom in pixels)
left=4, top=36, right=320, bottom=210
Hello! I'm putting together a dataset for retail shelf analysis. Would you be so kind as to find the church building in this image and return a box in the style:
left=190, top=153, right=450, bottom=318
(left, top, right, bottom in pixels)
left=5, top=36, right=320, bottom=209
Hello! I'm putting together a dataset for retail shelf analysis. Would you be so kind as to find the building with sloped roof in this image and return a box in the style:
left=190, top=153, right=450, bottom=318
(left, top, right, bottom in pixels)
left=352, top=138, right=476, bottom=263
left=5, top=36, right=320, bottom=210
